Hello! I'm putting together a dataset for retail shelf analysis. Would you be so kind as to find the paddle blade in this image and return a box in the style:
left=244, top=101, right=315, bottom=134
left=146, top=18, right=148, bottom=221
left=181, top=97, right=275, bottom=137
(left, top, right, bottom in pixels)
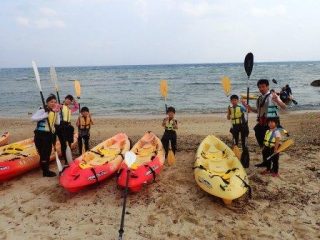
left=292, top=99, right=298, bottom=105
left=244, top=53, right=254, bottom=77
left=66, top=143, right=73, bottom=164
left=74, top=80, right=81, bottom=99
left=55, top=152, right=63, bottom=173
left=160, top=80, right=168, bottom=98
left=221, top=76, right=231, bottom=96
left=240, top=147, right=250, bottom=168
left=278, top=139, right=294, bottom=153
left=124, top=151, right=137, bottom=168
left=32, top=61, right=42, bottom=92
left=50, top=67, right=59, bottom=91
left=168, top=149, right=176, bottom=166
left=272, top=78, right=278, bottom=84
left=232, top=146, right=241, bottom=160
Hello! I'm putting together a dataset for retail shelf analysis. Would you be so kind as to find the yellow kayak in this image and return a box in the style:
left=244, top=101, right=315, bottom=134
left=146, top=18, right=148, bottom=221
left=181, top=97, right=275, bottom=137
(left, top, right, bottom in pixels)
left=194, top=135, right=250, bottom=204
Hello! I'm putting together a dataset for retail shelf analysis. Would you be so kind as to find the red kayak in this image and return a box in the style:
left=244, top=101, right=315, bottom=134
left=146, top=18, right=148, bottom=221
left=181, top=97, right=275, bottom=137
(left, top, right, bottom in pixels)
left=60, top=133, right=130, bottom=192
left=0, top=132, right=9, bottom=146
left=117, top=131, right=165, bottom=192
left=0, top=134, right=77, bottom=181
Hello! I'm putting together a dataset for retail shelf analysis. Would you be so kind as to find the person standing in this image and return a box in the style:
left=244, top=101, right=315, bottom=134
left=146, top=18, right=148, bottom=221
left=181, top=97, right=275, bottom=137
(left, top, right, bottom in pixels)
left=246, top=79, right=286, bottom=149
left=32, top=94, right=61, bottom=177
left=161, top=106, right=178, bottom=159
left=56, top=95, right=79, bottom=165
left=76, top=106, right=93, bottom=154
left=227, top=95, right=248, bottom=150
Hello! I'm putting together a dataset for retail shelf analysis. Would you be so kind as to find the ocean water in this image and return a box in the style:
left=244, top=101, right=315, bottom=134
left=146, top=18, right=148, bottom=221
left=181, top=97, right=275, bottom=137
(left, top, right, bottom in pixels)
left=0, top=62, right=319, bottom=117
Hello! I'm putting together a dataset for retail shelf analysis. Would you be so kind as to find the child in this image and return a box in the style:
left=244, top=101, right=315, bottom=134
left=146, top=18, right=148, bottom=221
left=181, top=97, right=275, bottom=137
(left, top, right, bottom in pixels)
left=32, top=94, right=61, bottom=177
left=260, top=117, right=281, bottom=177
left=76, top=107, right=93, bottom=154
left=227, top=95, right=248, bottom=150
left=161, top=106, right=178, bottom=158
left=56, top=95, right=79, bottom=165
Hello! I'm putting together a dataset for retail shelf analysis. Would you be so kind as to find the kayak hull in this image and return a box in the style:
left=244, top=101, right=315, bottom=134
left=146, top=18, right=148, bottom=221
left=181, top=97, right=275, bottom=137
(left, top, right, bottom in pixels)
left=0, top=135, right=77, bottom=182
left=117, top=131, right=165, bottom=192
left=194, top=135, right=249, bottom=202
left=59, top=133, right=130, bottom=192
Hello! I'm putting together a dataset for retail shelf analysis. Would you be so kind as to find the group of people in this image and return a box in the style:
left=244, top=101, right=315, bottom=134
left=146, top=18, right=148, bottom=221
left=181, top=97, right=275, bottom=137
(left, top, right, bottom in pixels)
left=227, top=79, right=287, bottom=177
left=32, top=78, right=288, bottom=178
left=32, top=94, right=93, bottom=177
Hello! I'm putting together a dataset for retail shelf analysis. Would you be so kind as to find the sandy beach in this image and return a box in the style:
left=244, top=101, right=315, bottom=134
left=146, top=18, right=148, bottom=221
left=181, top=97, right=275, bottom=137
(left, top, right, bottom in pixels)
left=0, top=111, right=319, bottom=240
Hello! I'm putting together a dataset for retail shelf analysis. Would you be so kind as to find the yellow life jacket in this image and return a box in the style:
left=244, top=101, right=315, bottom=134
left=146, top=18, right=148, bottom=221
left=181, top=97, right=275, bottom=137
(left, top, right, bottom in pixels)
left=36, top=111, right=57, bottom=133
left=165, top=119, right=176, bottom=131
left=264, top=129, right=277, bottom=147
left=79, top=116, right=91, bottom=129
left=229, top=105, right=243, bottom=125
left=62, top=105, right=71, bottom=123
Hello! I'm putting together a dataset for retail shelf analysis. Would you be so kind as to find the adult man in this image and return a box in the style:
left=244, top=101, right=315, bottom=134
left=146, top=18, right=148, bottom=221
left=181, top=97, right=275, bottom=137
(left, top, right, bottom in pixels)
left=247, top=79, right=286, bottom=149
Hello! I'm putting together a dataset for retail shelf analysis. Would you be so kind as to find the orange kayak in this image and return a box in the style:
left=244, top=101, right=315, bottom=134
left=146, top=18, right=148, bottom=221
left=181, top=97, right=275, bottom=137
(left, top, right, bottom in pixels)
left=60, top=133, right=130, bottom=192
left=117, top=131, right=165, bottom=192
left=0, top=134, right=77, bottom=181
left=0, top=132, right=9, bottom=146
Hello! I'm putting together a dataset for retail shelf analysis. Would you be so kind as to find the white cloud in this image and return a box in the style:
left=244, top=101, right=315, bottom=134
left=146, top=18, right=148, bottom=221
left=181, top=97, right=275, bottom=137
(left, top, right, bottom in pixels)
left=16, top=17, right=30, bottom=27
left=34, top=18, right=66, bottom=29
left=250, top=5, right=287, bottom=17
left=39, top=7, right=57, bottom=17
left=15, top=7, right=65, bottom=29
left=179, top=1, right=226, bottom=17
left=135, top=0, right=148, bottom=21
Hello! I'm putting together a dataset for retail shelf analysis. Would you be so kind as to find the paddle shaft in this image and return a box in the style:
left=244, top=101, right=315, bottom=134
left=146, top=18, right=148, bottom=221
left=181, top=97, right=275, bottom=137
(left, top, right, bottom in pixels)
left=118, top=169, right=130, bottom=240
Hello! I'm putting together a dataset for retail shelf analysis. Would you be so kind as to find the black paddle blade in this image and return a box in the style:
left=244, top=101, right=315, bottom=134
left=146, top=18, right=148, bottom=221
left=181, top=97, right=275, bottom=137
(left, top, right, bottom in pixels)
left=292, top=99, right=298, bottom=105
left=244, top=52, right=254, bottom=77
left=240, top=147, right=250, bottom=168
left=272, top=78, right=278, bottom=84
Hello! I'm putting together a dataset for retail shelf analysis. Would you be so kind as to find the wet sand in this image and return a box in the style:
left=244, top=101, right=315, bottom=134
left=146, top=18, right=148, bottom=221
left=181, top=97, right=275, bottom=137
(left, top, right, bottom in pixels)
left=0, top=111, right=319, bottom=239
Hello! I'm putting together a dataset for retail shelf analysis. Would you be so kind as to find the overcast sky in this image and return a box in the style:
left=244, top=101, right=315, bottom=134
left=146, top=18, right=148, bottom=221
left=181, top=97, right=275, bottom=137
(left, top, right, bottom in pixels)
left=1, top=0, right=319, bottom=68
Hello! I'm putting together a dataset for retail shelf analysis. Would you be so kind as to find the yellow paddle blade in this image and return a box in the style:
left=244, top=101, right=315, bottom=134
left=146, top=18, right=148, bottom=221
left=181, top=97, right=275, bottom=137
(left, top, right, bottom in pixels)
left=160, top=80, right=168, bottom=98
left=74, top=80, right=81, bottom=98
left=221, top=76, right=231, bottom=96
left=168, top=149, right=176, bottom=165
left=278, top=139, right=294, bottom=153
left=232, top=146, right=242, bottom=160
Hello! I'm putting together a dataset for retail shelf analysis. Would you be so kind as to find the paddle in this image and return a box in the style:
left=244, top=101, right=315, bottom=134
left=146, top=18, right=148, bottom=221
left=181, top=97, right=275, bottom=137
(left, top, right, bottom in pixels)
left=241, top=53, right=254, bottom=168
left=266, top=139, right=294, bottom=161
left=32, top=61, right=62, bottom=173
left=220, top=76, right=241, bottom=159
left=221, top=76, right=231, bottom=97
left=50, top=66, right=73, bottom=165
left=160, top=79, right=168, bottom=112
left=118, top=151, right=137, bottom=240
left=50, top=67, right=61, bottom=103
left=74, top=80, right=86, bottom=154
left=272, top=78, right=278, bottom=84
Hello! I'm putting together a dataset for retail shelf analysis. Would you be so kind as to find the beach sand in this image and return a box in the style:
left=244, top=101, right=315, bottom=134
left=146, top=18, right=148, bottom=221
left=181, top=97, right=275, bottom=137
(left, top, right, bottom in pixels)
left=0, top=111, right=319, bottom=240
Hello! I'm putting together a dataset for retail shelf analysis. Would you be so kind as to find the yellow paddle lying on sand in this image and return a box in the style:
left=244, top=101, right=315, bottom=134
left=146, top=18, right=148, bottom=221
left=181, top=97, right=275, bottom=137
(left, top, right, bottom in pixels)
left=220, top=76, right=242, bottom=160
left=160, top=80, right=176, bottom=165
left=267, top=139, right=294, bottom=161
